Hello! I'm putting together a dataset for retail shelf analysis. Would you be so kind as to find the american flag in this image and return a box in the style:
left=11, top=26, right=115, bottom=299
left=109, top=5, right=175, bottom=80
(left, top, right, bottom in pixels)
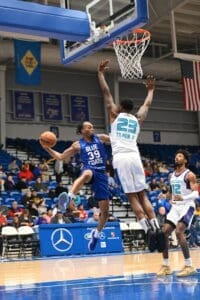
left=180, top=60, right=200, bottom=111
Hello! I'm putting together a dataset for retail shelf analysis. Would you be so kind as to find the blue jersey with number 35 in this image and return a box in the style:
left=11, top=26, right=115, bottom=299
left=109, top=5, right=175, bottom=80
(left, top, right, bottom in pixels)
left=79, top=135, right=106, bottom=171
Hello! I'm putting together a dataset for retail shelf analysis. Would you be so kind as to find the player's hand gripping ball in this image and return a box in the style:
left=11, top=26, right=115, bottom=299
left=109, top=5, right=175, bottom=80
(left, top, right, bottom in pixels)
left=39, top=131, right=57, bottom=148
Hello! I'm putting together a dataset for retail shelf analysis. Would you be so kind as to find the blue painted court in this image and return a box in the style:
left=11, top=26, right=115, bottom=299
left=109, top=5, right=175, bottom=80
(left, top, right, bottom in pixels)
left=1, top=271, right=199, bottom=300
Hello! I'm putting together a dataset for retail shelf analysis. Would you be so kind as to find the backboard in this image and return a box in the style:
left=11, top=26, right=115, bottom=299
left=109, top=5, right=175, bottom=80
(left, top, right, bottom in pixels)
left=60, top=0, right=149, bottom=65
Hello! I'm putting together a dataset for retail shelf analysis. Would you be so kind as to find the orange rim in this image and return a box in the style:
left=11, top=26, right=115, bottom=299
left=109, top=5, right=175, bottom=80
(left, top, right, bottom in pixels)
left=113, top=28, right=151, bottom=45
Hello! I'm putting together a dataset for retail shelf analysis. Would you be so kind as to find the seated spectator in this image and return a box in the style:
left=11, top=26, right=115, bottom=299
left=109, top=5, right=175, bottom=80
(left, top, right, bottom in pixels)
left=151, top=159, right=160, bottom=173
left=143, top=160, right=153, bottom=176
left=87, top=192, right=99, bottom=209
left=54, top=159, right=64, bottom=183
left=51, top=210, right=71, bottom=224
left=4, top=174, right=16, bottom=191
left=159, top=162, right=169, bottom=174
left=19, top=209, right=34, bottom=227
left=64, top=201, right=80, bottom=223
left=30, top=190, right=43, bottom=206
left=77, top=203, right=88, bottom=221
left=45, top=208, right=53, bottom=223
left=86, top=210, right=100, bottom=224
left=18, top=163, right=34, bottom=181
left=29, top=160, right=42, bottom=179
left=0, top=208, right=8, bottom=232
left=11, top=215, right=20, bottom=229
left=37, top=199, right=47, bottom=216
left=157, top=190, right=171, bottom=213
left=157, top=206, right=167, bottom=228
left=21, top=190, right=32, bottom=208
left=54, top=181, right=68, bottom=197
left=39, top=159, right=50, bottom=182
left=15, top=177, right=29, bottom=192
left=149, top=178, right=160, bottom=191
left=7, top=158, right=20, bottom=174
left=8, top=201, right=24, bottom=219
left=32, top=177, right=48, bottom=192
left=158, top=177, right=169, bottom=191
left=36, top=212, right=49, bottom=225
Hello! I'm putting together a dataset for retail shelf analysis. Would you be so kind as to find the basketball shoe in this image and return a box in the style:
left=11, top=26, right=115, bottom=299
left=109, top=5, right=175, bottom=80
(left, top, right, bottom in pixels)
left=58, top=192, right=71, bottom=212
left=176, top=266, right=197, bottom=277
left=147, top=229, right=157, bottom=252
left=157, top=265, right=173, bottom=276
left=88, top=229, right=99, bottom=251
left=156, top=229, right=166, bottom=252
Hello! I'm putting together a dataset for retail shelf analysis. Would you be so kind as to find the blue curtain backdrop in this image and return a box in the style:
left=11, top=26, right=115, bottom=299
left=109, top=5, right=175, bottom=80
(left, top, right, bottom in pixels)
left=14, top=39, right=41, bottom=85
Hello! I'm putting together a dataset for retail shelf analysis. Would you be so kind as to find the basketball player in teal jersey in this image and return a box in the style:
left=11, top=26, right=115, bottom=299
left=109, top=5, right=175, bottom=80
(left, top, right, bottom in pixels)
left=40, top=121, right=110, bottom=251
left=157, top=150, right=198, bottom=277
left=98, top=60, right=164, bottom=252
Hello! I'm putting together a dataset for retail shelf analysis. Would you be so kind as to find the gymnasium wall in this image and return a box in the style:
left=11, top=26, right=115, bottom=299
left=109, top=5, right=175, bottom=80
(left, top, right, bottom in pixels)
left=5, top=67, right=199, bottom=145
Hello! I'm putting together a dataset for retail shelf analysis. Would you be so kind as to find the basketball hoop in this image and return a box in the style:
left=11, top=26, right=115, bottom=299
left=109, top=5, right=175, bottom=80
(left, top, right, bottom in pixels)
left=113, top=28, right=151, bottom=80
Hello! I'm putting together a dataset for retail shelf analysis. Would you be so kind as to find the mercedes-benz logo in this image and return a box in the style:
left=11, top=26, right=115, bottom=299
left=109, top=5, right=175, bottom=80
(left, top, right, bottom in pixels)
left=51, top=228, right=73, bottom=252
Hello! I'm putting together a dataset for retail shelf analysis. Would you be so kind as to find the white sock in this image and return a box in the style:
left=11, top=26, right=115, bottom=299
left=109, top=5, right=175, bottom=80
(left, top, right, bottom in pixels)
left=94, top=229, right=100, bottom=238
left=185, top=258, right=192, bottom=266
left=68, top=192, right=75, bottom=200
left=163, top=259, right=169, bottom=266
left=149, top=218, right=160, bottom=232
left=139, top=218, right=150, bottom=234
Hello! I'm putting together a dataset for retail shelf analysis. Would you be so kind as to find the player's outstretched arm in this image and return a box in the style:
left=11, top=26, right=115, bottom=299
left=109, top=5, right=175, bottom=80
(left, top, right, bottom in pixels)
left=98, top=60, right=118, bottom=121
left=136, top=75, right=155, bottom=124
left=98, top=134, right=110, bottom=144
left=40, top=140, right=79, bottom=160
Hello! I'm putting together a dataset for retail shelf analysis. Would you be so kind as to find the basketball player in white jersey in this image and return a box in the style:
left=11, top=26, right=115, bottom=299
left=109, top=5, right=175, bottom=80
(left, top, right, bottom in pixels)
left=157, top=150, right=198, bottom=277
left=98, top=60, right=164, bottom=252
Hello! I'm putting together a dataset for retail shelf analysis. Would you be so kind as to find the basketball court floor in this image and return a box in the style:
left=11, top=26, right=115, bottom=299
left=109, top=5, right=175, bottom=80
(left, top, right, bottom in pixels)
left=0, top=249, right=199, bottom=299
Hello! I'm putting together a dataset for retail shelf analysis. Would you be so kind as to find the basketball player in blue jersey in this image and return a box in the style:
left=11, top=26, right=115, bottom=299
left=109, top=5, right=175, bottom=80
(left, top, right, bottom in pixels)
left=40, top=121, right=110, bottom=251
left=157, top=150, right=198, bottom=277
left=98, top=59, right=165, bottom=252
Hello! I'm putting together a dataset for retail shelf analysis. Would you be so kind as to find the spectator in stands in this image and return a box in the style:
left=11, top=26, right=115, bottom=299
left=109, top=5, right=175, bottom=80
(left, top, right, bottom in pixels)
left=30, top=190, right=43, bottom=207
left=64, top=201, right=80, bottom=223
left=159, top=162, right=169, bottom=174
left=149, top=178, right=160, bottom=191
left=32, top=176, right=48, bottom=192
left=19, top=209, right=34, bottom=227
left=54, top=159, right=64, bottom=183
left=4, top=174, right=16, bottom=191
left=39, top=159, right=50, bottom=182
left=18, top=163, right=34, bottom=181
left=30, top=161, right=42, bottom=179
left=143, top=160, right=153, bottom=177
left=158, top=177, right=169, bottom=192
left=36, top=212, right=49, bottom=225
left=37, top=199, right=47, bottom=216
left=189, top=202, right=200, bottom=247
left=54, top=181, right=68, bottom=197
left=87, top=210, right=100, bottom=224
left=8, top=201, right=24, bottom=219
left=77, top=203, right=88, bottom=221
left=11, top=215, right=21, bottom=229
left=152, top=159, right=160, bottom=173
left=45, top=208, right=53, bottom=223
left=0, top=208, right=8, bottom=232
left=157, top=206, right=167, bottom=228
left=21, top=190, right=32, bottom=208
left=15, top=177, right=29, bottom=192
left=87, top=192, right=99, bottom=209
left=51, top=210, right=71, bottom=224
left=7, top=158, right=20, bottom=174
left=66, top=156, right=81, bottom=182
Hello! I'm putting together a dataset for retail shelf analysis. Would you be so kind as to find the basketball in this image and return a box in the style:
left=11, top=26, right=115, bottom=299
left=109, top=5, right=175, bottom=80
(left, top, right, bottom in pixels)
left=39, top=131, right=57, bottom=148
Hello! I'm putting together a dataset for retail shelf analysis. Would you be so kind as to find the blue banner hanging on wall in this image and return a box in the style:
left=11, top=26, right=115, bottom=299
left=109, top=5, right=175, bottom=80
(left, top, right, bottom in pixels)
left=70, top=95, right=89, bottom=122
left=42, top=93, right=63, bottom=121
left=14, top=39, right=41, bottom=85
left=14, top=91, right=34, bottom=120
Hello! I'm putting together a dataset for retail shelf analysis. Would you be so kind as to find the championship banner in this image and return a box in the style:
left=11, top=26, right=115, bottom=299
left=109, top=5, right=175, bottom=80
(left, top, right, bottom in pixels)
left=70, top=95, right=89, bottom=122
left=14, top=91, right=34, bottom=120
left=42, top=93, right=63, bottom=121
left=14, top=39, right=41, bottom=85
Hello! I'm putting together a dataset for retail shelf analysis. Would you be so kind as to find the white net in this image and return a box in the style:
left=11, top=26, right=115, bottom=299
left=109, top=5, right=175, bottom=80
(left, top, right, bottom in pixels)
left=113, top=29, right=150, bottom=80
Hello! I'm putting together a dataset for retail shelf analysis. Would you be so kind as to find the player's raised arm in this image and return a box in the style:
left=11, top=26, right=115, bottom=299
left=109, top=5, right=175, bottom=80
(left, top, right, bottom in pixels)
left=135, top=75, right=155, bottom=125
left=40, top=140, right=80, bottom=161
left=98, top=133, right=110, bottom=144
left=98, top=60, right=118, bottom=121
